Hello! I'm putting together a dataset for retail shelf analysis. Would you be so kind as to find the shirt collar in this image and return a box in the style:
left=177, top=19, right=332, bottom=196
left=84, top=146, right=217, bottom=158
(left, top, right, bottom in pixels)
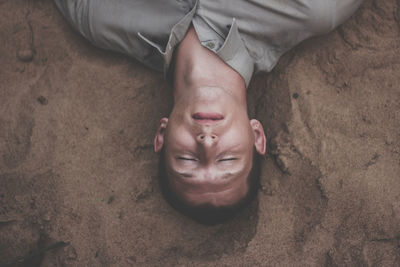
left=138, top=1, right=254, bottom=87
left=216, top=18, right=254, bottom=87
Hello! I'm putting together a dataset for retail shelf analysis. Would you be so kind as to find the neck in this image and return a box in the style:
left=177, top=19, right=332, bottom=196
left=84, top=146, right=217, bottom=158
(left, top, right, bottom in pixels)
left=173, top=26, right=246, bottom=105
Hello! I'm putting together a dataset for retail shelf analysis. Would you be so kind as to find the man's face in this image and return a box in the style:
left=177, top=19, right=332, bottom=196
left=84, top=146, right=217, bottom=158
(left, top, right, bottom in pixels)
left=154, top=87, right=266, bottom=207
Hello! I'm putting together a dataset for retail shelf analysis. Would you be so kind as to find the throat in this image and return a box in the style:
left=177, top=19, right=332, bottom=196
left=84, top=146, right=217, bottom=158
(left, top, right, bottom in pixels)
left=172, top=25, right=246, bottom=103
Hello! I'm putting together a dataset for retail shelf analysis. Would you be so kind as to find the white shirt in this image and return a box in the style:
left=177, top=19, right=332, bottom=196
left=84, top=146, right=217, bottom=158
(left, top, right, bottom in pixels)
left=54, top=0, right=363, bottom=87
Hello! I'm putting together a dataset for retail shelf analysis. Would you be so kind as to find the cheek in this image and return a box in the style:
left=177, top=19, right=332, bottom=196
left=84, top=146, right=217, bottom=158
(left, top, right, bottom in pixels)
left=166, top=126, right=195, bottom=148
left=223, top=126, right=253, bottom=147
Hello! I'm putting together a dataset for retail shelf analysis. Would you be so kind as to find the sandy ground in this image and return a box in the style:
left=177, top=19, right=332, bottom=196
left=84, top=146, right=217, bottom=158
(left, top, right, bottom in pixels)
left=1, top=0, right=399, bottom=266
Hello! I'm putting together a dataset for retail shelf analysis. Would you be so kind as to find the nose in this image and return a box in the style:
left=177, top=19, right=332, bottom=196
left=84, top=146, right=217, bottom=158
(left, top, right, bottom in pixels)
left=196, top=133, right=218, bottom=147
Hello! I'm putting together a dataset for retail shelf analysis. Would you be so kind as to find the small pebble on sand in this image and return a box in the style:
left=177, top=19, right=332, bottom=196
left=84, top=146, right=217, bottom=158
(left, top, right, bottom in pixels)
left=43, top=212, right=51, bottom=222
left=37, top=95, right=48, bottom=105
left=17, top=48, right=34, bottom=62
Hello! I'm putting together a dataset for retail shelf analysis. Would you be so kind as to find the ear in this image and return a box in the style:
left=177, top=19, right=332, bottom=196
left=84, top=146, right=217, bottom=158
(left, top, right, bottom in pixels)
left=250, top=119, right=266, bottom=155
left=154, top=118, right=168, bottom=153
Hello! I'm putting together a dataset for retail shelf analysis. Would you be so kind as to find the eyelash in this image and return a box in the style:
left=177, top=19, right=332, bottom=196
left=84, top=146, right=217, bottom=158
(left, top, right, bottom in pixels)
left=218, top=158, right=237, bottom=162
left=177, top=157, right=237, bottom=161
left=178, top=157, right=197, bottom=161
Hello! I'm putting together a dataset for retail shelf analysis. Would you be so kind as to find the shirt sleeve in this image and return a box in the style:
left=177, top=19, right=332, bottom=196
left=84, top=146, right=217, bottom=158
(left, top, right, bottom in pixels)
left=53, top=0, right=191, bottom=72
left=194, top=0, right=364, bottom=77
left=309, top=0, right=364, bottom=33
left=53, top=0, right=93, bottom=41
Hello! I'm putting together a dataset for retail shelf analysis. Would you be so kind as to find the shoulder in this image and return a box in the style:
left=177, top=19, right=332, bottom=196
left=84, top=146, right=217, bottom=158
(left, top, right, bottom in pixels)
left=306, top=0, right=364, bottom=34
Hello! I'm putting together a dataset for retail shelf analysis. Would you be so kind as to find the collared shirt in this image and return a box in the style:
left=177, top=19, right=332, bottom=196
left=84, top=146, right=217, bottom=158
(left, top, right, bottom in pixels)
left=54, top=0, right=363, bottom=87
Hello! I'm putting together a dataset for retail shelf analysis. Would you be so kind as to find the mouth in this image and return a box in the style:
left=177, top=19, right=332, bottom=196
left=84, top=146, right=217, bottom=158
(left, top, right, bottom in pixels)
left=192, top=112, right=224, bottom=124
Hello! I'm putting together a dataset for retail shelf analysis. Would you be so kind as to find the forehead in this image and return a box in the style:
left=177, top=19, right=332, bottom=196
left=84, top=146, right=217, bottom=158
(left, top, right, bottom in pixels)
left=166, top=163, right=252, bottom=206
left=167, top=161, right=249, bottom=186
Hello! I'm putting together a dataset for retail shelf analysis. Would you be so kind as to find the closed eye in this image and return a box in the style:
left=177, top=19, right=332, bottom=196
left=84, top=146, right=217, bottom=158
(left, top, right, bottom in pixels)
left=177, top=157, right=197, bottom=161
left=219, top=158, right=237, bottom=162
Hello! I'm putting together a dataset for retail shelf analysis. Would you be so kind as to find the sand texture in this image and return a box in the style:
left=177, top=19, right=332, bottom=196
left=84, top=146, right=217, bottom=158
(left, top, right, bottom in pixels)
left=1, top=0, right=399, bottom=266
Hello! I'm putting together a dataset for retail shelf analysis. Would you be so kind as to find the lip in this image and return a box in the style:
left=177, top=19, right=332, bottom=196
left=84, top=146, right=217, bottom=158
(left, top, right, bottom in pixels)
left=192, top=112, right=224, bottom=125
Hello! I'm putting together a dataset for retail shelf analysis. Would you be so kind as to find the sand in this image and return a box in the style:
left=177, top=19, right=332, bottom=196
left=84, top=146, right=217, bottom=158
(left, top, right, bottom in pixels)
left=1, top=0, right=399, bottom=266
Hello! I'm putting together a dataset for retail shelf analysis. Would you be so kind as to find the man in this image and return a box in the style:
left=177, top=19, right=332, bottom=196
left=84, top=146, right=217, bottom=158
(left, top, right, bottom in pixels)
left=54, top=0, right=363, bottom=223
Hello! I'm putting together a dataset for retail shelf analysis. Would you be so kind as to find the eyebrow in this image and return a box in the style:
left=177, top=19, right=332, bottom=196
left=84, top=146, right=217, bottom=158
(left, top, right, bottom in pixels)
left=216, top=145, right=242, bottom=159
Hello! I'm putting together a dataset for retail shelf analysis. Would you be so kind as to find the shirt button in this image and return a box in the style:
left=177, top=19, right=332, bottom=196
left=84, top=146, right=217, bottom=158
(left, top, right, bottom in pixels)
left=205, top=42, right=215, bottom=49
